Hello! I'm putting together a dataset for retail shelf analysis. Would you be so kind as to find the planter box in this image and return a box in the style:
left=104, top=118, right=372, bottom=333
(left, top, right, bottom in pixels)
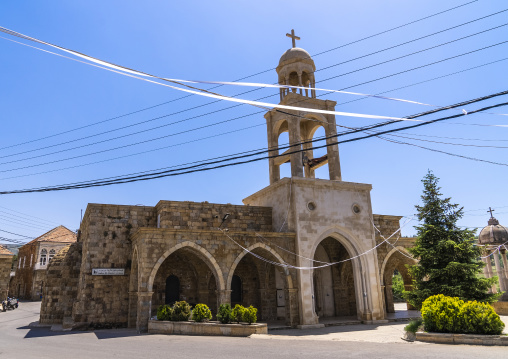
left=416, top=332, right=508, bottom=346
left=148, top=320, right=267, bottom=337
left=492, top=301, right=508, bottom=315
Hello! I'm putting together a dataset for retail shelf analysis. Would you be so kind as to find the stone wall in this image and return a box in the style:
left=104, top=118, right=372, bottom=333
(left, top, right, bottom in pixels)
left=10, top=242, right=37, bottom=299
left=156, top=201, right=272, bottom=232
left=0, top=251, right=14, bottom=300
left=40, top=243, right=82, bottom=324
left=72, top=204, right=156, bottom=326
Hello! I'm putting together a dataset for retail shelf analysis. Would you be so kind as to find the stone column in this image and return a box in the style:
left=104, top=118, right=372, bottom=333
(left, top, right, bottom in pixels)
left=285, top=288, right=299, bottom=326
left=485, top=254, right=497, bottom=293
left=265, top=113, right=280, bottom=184
left=494, top=252, right=506, bottom=292
left=501, top=250, right=508, bottom=290
left=288, top=116, right=303, bottom=178
left=324, top=102, right=341, bottom=181
left=128, top=291, right=138, bottom=328
left=136, top=291, right=153, bottom=332
left=216, top=289, right=232, bottom=307
left=482, top=258, right=492, bottom=293
left=384, top=285, right=394, bottom=313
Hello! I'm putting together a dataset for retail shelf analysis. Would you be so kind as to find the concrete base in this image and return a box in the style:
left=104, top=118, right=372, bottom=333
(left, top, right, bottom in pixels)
left=416, top=332, right=508, bottom=346
left=148, top=320, right=267, bottom=337
left=296, top=324, right=325, bottom=329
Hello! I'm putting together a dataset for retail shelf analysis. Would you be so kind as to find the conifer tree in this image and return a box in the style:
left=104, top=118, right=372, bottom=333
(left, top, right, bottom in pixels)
left=405, top=171, right=498, bottom=309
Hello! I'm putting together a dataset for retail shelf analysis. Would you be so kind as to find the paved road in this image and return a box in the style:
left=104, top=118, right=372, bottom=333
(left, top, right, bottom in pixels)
left=1, top=301, right=506, bottom=359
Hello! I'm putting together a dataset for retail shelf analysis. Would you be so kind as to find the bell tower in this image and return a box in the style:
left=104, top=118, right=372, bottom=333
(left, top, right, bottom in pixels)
left=265, top=30, right=342, bottom=184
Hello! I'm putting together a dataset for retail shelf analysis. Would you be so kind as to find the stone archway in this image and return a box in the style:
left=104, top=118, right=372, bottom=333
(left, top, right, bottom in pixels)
left=149, top=245, right=223, bottom=317
left=312, top=237, right=358, bottom=319
left=228, top=243, right=297, bottom=325
left=380, top=247, right=415, bottom=313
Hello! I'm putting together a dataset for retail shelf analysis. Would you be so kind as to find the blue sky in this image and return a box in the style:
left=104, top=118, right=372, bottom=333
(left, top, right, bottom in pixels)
left=0, top=0, right=507, bottom=242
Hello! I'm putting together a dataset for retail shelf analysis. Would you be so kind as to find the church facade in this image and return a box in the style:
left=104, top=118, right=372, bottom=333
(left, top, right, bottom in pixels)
left=40, top=36, right=415, bottom=331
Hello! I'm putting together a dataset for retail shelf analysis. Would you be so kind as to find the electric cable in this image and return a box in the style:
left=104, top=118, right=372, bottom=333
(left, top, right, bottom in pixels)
left=1, top=97, right=506, bottom=195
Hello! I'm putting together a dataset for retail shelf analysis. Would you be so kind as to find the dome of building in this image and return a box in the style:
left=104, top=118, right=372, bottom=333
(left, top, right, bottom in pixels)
left=278, top=47, right=316, bottom=70
left=478, top=217, right=508, bottom=245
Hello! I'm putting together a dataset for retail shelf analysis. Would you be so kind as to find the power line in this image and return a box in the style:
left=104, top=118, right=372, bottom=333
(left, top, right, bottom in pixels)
left=7, top=90, right=505, bottom=188
left=2, top=38, right=506, bottom=174
left=1, top=96, right=506, bottom=195
left=0, top=1, right=483, bottom=151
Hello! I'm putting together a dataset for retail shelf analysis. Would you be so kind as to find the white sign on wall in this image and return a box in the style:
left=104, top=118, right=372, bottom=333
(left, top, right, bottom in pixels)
left=92, top=268, right=125, bottom=276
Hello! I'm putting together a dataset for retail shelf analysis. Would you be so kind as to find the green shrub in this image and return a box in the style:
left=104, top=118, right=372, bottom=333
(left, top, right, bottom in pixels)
left=404, top=319, right=423, bottom=334
left=458, top=300, right=504, bottom=335
left=231, top=304, right=245, bottom=323
left=242, top=305, right=257, bottom=324
left=421, top=294, right=463, bottom=333
left=421, top=294, right=505, bottom=335
left=192, top=303, right=212, bottom=322
left=217, top=303, right=234, bottom=324
left=156, top=304, right=173, bottom=321
left=171, top=301, right=192, bottom=321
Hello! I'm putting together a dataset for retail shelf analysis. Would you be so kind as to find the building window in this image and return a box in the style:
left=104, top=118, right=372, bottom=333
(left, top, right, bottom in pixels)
left=23, top=256, right=25, bottom=268
left=30, top=254, right=33, bottom=267
left=49, top=249, right=56, bottom=262
left=40, top=249, right=47, bottom=266
left=231, top=275, right=243, bottom=303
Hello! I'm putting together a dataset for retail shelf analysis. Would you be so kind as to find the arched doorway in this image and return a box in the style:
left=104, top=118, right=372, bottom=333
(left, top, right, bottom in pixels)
left=165, top=275, right=180, bottom=304
left=151, top=247, right=220, bottom=316
left=229, top=246, right=291, bottom=322
left=381, top=249, right=414, bottom=313
left=312, top=237, right=358, bottom=319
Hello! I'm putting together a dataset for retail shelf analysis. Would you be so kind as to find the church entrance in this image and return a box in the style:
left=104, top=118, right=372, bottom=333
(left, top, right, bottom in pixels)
left=312, top=237, right=358, bottom=319
left=151, top=247, right=219, bottom=316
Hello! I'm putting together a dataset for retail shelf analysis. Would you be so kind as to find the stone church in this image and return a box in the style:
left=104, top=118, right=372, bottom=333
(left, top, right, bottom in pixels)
left=40, top=34, right=415, bottom=331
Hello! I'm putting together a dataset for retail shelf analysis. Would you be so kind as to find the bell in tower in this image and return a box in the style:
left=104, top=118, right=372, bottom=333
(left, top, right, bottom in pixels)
left=265, top=30, right=342, bottom=184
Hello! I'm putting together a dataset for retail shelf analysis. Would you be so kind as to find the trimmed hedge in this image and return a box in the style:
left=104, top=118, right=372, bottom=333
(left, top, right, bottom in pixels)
left=232, top=304, right=245, bottom=323
left=192, top=303, right=212, bottom=322
left=171, top=301, right=192, bottom=321
left=242, top=305, right=258, bottom=324
left=421, top=294, right=504, bottom=335
left=156, top=304, right=173, bottom=321
left=217, top=303, right=233, bottom=324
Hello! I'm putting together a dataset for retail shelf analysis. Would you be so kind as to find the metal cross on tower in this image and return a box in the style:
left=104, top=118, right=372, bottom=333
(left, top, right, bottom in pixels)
left=286, top=29, right=300, bottom=48
left=488, top=207, right=495, bottom=218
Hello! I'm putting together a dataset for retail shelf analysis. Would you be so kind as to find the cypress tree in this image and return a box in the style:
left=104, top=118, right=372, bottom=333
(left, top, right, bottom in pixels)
left=405, top=171, right=498, bottom=309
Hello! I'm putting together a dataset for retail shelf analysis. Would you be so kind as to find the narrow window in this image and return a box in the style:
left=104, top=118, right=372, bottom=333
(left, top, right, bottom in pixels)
left=231, top=275, right=242, bottom=303
left=40, top=249, right=47, bottom=266
left=49, top=249, right=56, bottom=262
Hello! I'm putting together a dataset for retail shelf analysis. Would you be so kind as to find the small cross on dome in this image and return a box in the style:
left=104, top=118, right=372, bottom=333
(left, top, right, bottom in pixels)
left=286, top=29, right=300, bottom=48
left=488, top=207, right=495, bottom=218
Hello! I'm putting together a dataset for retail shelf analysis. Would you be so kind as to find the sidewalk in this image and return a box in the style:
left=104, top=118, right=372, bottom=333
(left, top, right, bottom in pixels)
left=256, top=303, right=508, bottom=344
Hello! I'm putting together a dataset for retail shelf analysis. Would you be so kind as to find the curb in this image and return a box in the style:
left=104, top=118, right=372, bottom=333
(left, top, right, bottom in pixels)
left=416, top=331, right=508, bottom=346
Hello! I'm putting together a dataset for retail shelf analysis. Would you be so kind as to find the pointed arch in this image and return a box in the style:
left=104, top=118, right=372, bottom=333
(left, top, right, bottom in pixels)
left=147, top=241, right=225, bottom=292
left=227, top=243, right=293, bottom=290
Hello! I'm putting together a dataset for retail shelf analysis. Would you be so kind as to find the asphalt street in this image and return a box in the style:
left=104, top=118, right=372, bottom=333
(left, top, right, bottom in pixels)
left=0, top=301, right=506, bottom=359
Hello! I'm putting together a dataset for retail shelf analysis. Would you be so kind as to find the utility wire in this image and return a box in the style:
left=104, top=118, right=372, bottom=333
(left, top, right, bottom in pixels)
left=1, top=97, right=506, bottom=195
left=0, top=1, right=483, bottom=151
left=2, top=37, right=506, bottom=173
left=7, top=90, right=506, bottom=188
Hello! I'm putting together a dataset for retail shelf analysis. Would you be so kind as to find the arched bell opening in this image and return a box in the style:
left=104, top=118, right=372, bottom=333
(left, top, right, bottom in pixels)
left=312, top=237, right=358, bottom=319
left=151, top=247, right=219, bottom=317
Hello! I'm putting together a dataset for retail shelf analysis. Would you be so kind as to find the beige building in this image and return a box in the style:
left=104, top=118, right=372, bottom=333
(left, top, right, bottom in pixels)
left=40, top=36, right=415, bottom=331
left=0, top=245, right=14, bottom=300
left=11, top=226, right=77, bottom=300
